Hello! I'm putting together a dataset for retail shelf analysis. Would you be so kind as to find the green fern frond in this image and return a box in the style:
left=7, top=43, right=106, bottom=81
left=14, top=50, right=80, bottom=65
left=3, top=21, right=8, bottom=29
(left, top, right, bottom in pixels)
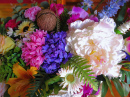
left=60, top=8, right=69, bottom=31
left=61, top=55, right=98, bottom=91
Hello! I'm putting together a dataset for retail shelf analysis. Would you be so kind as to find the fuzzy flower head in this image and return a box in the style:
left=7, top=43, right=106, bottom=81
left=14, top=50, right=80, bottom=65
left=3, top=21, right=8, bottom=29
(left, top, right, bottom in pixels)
left=24, top=6, right=41, bottom=21
left=0, top=81, right=8, bottom=97
left=41, top=31, right=72, bottom=74
left=5, top=19, right=20, bottom=29
left=66, top=16, right=125, bottom=77
left=22, top=29, right=47, bottom=69
left=58, top=67, right=84, bottom=95
left=50, top=3, right=64, bottom=16
left=82, top=83, right=93, bottom=97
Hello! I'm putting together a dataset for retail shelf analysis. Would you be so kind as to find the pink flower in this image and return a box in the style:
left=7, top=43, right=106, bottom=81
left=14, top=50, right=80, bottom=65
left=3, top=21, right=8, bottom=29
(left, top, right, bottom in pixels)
left=24, top=6, right=41, bottom=21
left=0, top=81, right=8, bottom=97
left=127, top=8, right=130, bottom=17
left=21, top=29, right=47, bottom=69
left=82, top=83, right=93, bottom=97
left=50, top=3, right=64, bottom=16
left=5, top=19, right=20, bottom=29
left=67, top=6, right=98, bottom=24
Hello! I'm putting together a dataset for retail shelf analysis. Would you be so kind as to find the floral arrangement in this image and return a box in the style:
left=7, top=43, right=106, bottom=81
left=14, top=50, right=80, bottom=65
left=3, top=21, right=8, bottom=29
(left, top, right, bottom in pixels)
left=0, top=0, right=130, bottom=97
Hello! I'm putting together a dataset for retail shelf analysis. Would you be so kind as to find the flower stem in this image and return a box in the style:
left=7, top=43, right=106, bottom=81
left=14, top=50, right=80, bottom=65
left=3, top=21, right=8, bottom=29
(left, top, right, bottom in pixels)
left=94, top=0, right=105, bottom=11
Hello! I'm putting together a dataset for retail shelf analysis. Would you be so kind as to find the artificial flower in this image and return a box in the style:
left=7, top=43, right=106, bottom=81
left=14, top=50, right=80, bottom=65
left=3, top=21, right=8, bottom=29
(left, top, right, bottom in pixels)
left=82, top=83, right=93, bottom=97
left=67, top=6, right=98, bottom=24
left=50, top=3, right=64, bottom=16
left=127, top=8, right=130, bottom=17
left=15, top=21, right=35, bottom=37
left=81, top=0, right=93, bottom=11
left=7, top=27, right=13, bottom=37
left=58, top=67, right=83, bottom=95
left=0, top=35, right=15, bottom=54
left=41, top=31, right=72, bottom=74
left=0, top=81, right=8, bottom=97
left=5, top=19, right=20, bottom=29
left=6, top=63, right=37, bottom=97
left=66, top=16, right=125, bottom=77
left=24, top=6, right=41, bottom=21
left=22, top=29, right=47, bottom=69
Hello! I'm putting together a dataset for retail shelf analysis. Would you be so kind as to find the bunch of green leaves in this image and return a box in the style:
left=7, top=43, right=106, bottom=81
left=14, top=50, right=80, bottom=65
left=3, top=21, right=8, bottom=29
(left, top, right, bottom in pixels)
left=0, top=17, right=11, bottom=35
left=60, top=8, right=70, bottom=32
left=0, top=47, right=26, bottom=82
left=26, top=69, right=62, bottom=97
left=101, top=75, right=130, bottom=97
left=12, top=3, right=28, bottom=23
left=61, top=55, right=98, bottom=91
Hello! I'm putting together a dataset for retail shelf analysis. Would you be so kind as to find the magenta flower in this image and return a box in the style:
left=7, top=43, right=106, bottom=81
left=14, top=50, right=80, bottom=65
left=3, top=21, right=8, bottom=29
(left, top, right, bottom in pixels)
left=67, top=14, right=80, bottom=24
left=127, top=8, right=130, bottom=17
left=50, top=3, right=64, bottom=16
left=5, top=19, right=20, bottom=29
left=82, top=83, right=93, bottom=97
left=89, top=15, right=98, bottom=22
left=24, top=6, right=41, bottom=21
left=67, top=6, right=98, bottom=24
left=21, top=29, right=47, bottom=69
left=71, top=6, right=89, bottom=19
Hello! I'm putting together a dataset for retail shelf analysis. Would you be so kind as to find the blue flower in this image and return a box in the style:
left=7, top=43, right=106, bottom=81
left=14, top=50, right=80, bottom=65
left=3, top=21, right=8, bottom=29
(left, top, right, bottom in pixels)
left=98, top=0, right=128, bottom=19
left=41, top=31, right=72, bottom=74
left=81, top=0, right=93, bottom=11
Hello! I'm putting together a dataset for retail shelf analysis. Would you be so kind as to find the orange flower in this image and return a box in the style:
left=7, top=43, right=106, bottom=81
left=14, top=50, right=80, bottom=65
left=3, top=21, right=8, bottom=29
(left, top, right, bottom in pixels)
left=6, top=63, right=37, bottom=97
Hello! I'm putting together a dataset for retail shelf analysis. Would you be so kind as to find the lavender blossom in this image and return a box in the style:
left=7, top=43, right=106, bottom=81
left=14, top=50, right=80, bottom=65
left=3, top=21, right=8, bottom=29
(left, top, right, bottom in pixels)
left=41, top=31, right=72, bottom=74
left=98, top=0, right=129, bottom=19
left=81, top=0, right=93, bottom=11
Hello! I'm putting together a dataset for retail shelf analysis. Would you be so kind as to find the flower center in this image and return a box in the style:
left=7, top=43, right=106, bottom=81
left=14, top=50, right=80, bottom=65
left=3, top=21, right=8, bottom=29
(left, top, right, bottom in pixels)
left=65, top=74, right=75, bottom=83
left=23, top=26, right=29, bottom=32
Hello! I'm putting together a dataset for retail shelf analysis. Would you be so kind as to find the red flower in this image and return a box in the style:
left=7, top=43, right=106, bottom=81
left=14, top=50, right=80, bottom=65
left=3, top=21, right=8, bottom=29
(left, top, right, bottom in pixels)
left=5, top=19, right=20, bottom=29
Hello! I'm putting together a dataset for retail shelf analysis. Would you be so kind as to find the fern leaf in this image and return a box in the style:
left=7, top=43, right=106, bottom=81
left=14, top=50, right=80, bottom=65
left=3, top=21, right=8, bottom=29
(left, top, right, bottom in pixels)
left=61, top=55, right=98, bottom=91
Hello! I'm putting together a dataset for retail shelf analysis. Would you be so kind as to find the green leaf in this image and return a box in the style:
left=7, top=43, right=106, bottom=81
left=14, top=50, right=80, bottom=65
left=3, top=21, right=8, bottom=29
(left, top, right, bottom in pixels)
left=101, top=81, right=108, bottom=97
left=17, top=0, right=23, bottom=3
left=22, top=4, right=27, bottom=6
left=120, top=71, right=125, bottom=81
left=122, top=82, right=130, bottom=96
left=116, top=3, right=127, bottom=26
left=40, top=1, right=49, bottom=9
left=103, top=76, right=114, bottom=96
left=19, top=9, right=25, bottom=15
left=12, top=14, right=18, bottom=19
left=125, top=71, right=130, bottom=84
left=16, top=16, right=22, bottom=23
left=15, top=6, right=22, bottom=12
left=112, top=79, right=124, bottom=97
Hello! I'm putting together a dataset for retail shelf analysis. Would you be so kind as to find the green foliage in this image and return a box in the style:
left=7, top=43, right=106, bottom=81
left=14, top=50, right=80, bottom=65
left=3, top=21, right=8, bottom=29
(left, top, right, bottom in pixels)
left=0, top=17, right=11, bottom=35
left=61, top=55, right=98, bottom=91
left=12, top=4, right=28, bottom=22
left=101, top=81, right=108, bottom=97
left=122, top=82, right=130, bottom=96
left=112, top=78, right=124, bottom=97
left=26, top=70, right=62, bottom=97
left=40, top=1, right=49, bottom=9
left=60, top=8, right=70, bottom=32
left=0, top=47, right=26, bottom=82
left=17, top=0, right=23, bottom=3
left=103, top=76, right=114, bottom=96
left=116, top=3, right=127, bottom=26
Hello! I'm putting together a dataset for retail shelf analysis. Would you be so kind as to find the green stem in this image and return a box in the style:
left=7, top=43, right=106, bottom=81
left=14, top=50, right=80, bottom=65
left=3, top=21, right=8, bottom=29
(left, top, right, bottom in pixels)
left=94, top=0, right=105, bottom=11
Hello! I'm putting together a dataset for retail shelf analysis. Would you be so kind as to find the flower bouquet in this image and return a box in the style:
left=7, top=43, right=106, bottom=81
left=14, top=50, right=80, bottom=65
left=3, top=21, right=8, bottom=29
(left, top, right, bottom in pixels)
left=0, top=0, right=130, bottom=97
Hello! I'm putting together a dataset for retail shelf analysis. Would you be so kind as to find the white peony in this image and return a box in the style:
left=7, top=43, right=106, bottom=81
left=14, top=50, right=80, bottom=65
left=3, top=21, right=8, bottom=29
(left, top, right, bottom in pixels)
left=66, top=16, right=125, bottom=77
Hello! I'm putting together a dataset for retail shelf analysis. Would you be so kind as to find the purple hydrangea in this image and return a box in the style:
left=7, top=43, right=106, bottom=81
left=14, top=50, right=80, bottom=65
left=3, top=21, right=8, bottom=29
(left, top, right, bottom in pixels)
left=41, top=31, right=72, bottom=74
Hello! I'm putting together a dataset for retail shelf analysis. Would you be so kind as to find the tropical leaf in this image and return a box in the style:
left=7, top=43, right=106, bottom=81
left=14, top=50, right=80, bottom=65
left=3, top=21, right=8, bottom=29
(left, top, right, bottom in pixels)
left=101, top=81, right=108, bottom=97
